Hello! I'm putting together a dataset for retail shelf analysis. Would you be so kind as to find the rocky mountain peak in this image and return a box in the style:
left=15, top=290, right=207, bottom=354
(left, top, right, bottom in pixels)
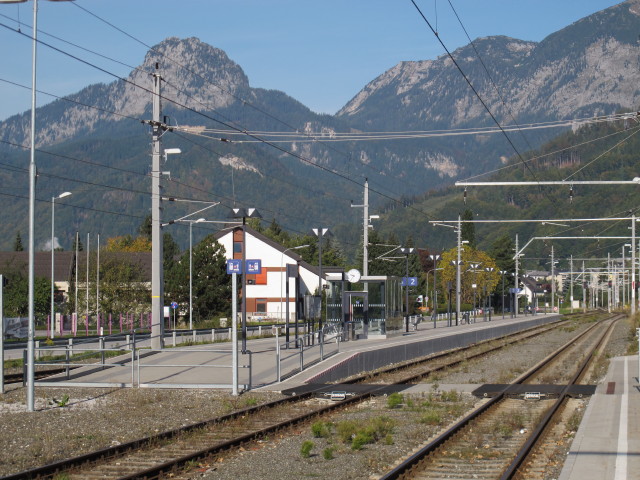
left=116, top=36, right=250, bottom=118
left=0, top=37, right=251, bottom=148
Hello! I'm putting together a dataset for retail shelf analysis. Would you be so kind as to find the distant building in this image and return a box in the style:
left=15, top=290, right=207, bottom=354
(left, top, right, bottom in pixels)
left=0, top=251, right=152, bottom=306
left=0, top=251, right=75, bottom=304
left=214, top=226, right=342, bottom=321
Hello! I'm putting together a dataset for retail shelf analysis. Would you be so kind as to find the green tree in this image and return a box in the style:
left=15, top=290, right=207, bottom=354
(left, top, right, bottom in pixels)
left=439, top=247, right=499, bottom=304
left=94, top=254, right=151, bottom=315
left=0, top=260, right=50, bottom=321
left=163, top=232, right=180, bottom=272
left=461, top=209, right=476, bottom=248
left=488, top=234, right=516, bottom=273
left=13, top=232, right=23, bottom=252
left=139, top=214, right=152, bottom=241
left=165, top=234, right=230, bottom=322
left=72, top=235, right=84, bottom=252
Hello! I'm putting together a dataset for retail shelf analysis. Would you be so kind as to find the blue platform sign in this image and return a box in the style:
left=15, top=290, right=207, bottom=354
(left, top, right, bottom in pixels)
left=170, top=301, right=178, bottom=309
left=402, top=277, right=418, bottom=287
left=246, top=259, right=262, bottom=274
left=226, top=259, right=242, bottom=274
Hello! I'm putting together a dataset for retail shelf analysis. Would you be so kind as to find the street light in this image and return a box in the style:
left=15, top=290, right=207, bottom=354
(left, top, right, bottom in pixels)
left=485, top=267, right=494, bottom=320
left=187, top=218, right=205, bottom=331
left=428, top=254, right=440, bottom=327
left=50, top=191, right=71, bottom=339
left=499, top=270, right=508, bottom=319
left=280, top=245, right=310, bottom=343
left=469, top=263, right=482, bottom=322
left=0, top=0, right=75, bottom=413
left=228, top=207, right=262, bottom=353
left=400, top=247, right=415, bottom=332
left=311, top=228, right=332, bottom=335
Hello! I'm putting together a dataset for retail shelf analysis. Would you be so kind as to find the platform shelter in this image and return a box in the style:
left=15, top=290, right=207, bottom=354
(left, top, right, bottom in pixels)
left=324, top=274, right=404, bottom=339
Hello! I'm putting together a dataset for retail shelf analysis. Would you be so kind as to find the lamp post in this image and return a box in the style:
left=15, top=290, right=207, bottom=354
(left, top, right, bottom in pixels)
left=428, top=254, right=440, bottom=327
left=0, top=0, right=75, bottom=412
left=499, top=270, right=508, bottom=319
left=188, top=218, right=205, bottom=331
left=50, top=191, right=71, bottom=338
left=229, top=207, right=261, bottom=353
left=469, top=263, right=482, bottom=322
left=485, top=267, right=494, bottom=320
left=400, top=247, right=415, bottom=332
left=280, top=245, right=309, bottom=343
left=450, top=259, right=464, bottom=326
left=311, top=228, right=331, bottom=335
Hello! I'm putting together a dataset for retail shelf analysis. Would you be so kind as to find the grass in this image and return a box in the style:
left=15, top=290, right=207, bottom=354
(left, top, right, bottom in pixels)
left=322, top=446, right=336, bottom=460
left=311, top=421, right=332, bottom=438
left=386, top=392, right=404, bottom=409
left=300, top=440, right=314, bottom=458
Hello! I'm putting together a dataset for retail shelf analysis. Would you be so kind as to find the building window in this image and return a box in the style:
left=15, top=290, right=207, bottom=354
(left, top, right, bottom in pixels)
left=233, top=242, right=243, bottom=254
left=256, top=299, right=267, bottom=313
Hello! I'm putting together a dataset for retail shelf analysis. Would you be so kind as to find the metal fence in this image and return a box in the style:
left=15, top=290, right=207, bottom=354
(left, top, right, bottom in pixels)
left=310, top=315, right=559, bottom=383
left=30, top=331, right=252, bottom=390
left=276, top=323, right=341, bottom=382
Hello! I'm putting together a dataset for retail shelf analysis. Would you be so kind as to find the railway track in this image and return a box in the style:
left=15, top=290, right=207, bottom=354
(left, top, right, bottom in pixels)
left=4, top=312, right=605, bottom=480
left=377, top=313, right=621, bottom=480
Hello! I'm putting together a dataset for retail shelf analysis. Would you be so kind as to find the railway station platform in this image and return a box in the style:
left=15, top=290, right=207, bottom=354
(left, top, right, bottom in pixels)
left=33, top=313, right=560, bottom=391
left=559, top=354, right=640, bottom=480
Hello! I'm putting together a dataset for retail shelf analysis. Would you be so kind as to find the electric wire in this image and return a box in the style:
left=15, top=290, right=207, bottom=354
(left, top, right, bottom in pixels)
left=444, top=0, right=538, bottom=155
left=460, top=123, right=640, bottom=181
left=68, top=2, right=419, bottom=198
left=0, top=19, right=426, bottom=221
left=409, top=0, right=541, bottom=184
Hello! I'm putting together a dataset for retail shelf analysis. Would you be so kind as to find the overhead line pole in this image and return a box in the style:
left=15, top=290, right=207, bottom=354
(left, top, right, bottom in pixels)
left=151, top=63, right=164, bottom=350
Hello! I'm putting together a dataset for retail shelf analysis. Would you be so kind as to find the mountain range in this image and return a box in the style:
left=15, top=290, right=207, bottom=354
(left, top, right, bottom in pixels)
left=0, top=0, right=639, bottom=255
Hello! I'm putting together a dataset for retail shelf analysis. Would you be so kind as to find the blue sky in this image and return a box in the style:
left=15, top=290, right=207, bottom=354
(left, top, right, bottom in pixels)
left=0, top=0, right=624, bottom=121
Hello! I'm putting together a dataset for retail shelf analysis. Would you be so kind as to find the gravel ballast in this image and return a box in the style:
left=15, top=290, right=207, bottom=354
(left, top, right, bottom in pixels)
left=0, top=315, right=633, bottom=479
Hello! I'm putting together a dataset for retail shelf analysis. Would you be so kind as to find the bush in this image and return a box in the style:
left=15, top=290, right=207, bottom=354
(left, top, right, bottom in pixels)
left=420, top=409, right=441, bottom=425
left=336, top=420, right=359, bottom=444
left=300, top=440, right=314, bottom=458
left=311, top=421, right=331, bottom=438
left=368, top=416, right=395, bottom=439
left=323, top=447, right=335, bottom=460
left=440, top=390, right=461, bottom=402
left=386, top=392, right=404, bottom=409
left=351, top=431, right=374, bottom=450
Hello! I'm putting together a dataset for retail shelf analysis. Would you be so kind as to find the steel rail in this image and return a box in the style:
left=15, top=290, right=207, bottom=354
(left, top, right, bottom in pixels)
left=378, top=313, right=615, bottom=480
left=4, top=314, right=586, bottom=479
left=501, top=315, right=620, bottom=479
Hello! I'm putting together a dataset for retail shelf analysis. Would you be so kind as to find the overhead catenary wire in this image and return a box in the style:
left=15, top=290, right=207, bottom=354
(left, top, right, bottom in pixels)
left=409, top=0, right=544, bottom=187
left=173, top=112, right=638, bottom=143
left=68, top=2, right=410, bottom=198
left=0, top=18, right=432, bottom=223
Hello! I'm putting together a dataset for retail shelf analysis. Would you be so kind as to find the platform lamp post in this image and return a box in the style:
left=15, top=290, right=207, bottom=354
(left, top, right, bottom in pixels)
left=428, top=254, right=440, bottom=327
left=188, top=218, right=206, bottom=331
left=228, top=207, right=261, bottom=354
left=280, top=245, right=310, bottom=344
left=50, top=191, right=71, bottom=339
left=450, top=259, right=464, bottom=326
left=0, top=0, right=75, bottom=413
left=469, top=263, right=482, bottom=322
left=311, top=228, right=332, bottom=336
left=400, top=247, right=415, bottom=332
left=499, top=270, right=508, bottom=319
left=485, top=267, right=494, bottom=320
